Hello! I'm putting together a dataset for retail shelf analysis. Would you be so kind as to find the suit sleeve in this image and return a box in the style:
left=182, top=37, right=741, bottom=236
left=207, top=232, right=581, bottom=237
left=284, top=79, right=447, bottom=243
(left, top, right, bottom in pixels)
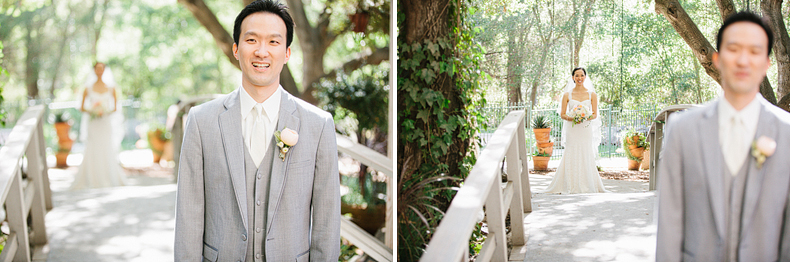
left=174, top=111, right=206, bottom=261
left=309, top=115, right=341, bottom=261
left=656, top=115, right=685, bottom=262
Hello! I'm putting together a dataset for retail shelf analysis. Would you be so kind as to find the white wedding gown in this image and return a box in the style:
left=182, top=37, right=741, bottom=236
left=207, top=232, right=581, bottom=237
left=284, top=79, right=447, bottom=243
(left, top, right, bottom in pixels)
left=541, top=91, right=607, bottom=194
left=71, top=86, right=125, bottom=190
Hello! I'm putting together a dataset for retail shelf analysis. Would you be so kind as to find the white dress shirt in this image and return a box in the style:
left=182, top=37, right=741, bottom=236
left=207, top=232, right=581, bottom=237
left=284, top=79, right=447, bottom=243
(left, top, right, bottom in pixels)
left=240, top=85, right=282, bottom=155
left=718, top=94, right=761, bottom=174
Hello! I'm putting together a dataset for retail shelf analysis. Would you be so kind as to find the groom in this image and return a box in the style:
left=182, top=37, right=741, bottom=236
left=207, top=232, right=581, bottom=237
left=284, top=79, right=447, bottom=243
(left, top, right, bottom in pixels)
left=174, top=0, right=340, bottom=261
left=656, top=11, right=790, bottom=261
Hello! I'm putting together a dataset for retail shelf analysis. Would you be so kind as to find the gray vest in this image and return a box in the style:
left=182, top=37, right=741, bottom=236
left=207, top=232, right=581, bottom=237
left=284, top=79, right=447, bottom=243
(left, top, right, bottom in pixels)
left=723, top=158, right=751, bottom=262
left=244, top=141, right=276, bottom=262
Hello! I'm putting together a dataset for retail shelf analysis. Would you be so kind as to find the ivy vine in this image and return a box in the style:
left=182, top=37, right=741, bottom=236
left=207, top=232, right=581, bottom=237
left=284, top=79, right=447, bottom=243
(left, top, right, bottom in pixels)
left=397, top=0, right=488, bottom=259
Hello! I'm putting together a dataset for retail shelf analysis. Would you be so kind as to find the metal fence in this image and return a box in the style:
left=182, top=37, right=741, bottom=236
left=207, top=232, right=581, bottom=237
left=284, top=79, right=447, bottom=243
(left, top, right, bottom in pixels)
left=478, top=102, right=660, bottom=160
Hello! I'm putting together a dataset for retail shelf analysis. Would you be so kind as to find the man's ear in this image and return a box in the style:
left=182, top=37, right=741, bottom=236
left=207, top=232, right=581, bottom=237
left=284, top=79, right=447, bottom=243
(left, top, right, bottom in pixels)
left=712, top=52, right=720, bottom=70
left=284, top=46, right=291, bottom=64
left=233, top=43, right=239, bottom=60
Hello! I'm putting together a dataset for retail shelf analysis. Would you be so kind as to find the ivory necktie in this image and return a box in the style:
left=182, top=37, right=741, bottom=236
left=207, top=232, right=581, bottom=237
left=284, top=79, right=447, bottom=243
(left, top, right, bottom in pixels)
left=724, top=114, right=747, bottom=175
left=250, top=104, right=267, bottom=167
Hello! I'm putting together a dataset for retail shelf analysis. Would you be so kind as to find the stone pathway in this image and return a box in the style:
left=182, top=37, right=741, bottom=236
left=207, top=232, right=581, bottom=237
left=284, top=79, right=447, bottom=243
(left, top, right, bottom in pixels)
left=42, top=150, right=176, bottom=262
left=522, top=170, right=656, bottom=261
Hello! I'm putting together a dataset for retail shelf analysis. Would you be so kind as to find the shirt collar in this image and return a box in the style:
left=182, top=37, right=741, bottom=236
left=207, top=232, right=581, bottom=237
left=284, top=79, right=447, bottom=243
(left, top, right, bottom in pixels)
left=239, top=85, right=283, bottom=121
left=718, top=93, right=762, bottom=129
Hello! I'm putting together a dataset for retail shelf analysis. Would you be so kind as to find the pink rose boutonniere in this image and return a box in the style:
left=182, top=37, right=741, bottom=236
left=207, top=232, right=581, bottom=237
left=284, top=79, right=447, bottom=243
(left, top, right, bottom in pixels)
left=751, top=136, right=776, bottom=169
left=274, top=127, right=298, bottom=161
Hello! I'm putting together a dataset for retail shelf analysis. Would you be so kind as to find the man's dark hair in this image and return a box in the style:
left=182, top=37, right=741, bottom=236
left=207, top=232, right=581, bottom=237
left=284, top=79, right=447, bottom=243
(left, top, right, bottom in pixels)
left=233, top=0, right=294, bottom=48
left=716, top=11, right=774, bottom=56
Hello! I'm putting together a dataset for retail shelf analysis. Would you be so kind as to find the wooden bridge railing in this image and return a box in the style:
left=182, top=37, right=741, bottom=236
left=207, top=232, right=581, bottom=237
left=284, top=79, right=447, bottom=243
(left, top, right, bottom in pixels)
left=0, top=105, right=52, bottom=262
left=421, top=111, right=531, bottom=261
left=172, top=98, right=393, bottom=261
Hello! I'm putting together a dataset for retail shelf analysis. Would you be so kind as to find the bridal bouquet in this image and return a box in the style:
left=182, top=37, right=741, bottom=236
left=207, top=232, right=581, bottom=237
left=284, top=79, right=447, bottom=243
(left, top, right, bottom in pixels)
left=87, top=100, right=109, bottom=118
left=568, top=105, right=592, bottom=127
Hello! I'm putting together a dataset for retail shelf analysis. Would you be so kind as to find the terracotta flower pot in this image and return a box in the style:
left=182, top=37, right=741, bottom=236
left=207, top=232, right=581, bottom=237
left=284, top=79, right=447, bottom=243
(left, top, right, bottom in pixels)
left=629, top=147, right=645, bottom=159
left=533, top=128, right=551, bottom=143
left=532, top=155, right=550, bottom=171
left=627, top=159, right=641, bottom=170
left=54, top=122, right=71, bottom=142
left=56, top=152, right=69, bottom=168
left=640, top=149, right=651, bottom=170
left=537, top=142, right=554, bottom=156
left=148, top=130, right=167, bottom=163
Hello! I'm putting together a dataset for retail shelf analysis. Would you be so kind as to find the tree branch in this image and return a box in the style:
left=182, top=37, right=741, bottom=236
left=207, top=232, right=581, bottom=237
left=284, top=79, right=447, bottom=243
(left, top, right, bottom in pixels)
left=655, top=0, right=720, bottom=84
left=779, top=92, right=790, bottom=112
left=178, top=0, right=240, bottom=69
left=320, top=46, right=390, bottom=80
left=716, top=0, right=736, bottom=21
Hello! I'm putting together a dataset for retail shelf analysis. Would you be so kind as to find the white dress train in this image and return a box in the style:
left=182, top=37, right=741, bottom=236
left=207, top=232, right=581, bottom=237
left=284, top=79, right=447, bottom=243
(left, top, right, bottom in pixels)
left=541, top=91, right=607, bottom=194
left=71, top=87, right=125, bottom=190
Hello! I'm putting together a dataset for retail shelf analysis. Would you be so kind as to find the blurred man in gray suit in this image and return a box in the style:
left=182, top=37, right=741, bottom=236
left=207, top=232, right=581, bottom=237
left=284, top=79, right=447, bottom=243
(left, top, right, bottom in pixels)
left=174, top=1, right=340, bottom=261
left=657, top=11, right=790, bottom=261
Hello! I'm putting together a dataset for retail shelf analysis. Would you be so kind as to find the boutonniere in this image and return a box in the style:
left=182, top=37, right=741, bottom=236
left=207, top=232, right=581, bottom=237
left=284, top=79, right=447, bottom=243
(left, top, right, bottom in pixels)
left=274, top=127, right=298, bottom=161
left=751, top=136, right=776, bottom=169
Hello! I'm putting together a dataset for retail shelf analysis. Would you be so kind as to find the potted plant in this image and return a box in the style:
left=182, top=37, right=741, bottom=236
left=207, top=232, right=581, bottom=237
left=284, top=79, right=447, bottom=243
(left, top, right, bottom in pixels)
left=532, top=150, right=550, bottom=171
left=148, top=126, right=171, bottom=163
left=622, top=130, right=650, bottom=170
left=532, top=115, right=551, bottom=143
left=53, top=112, right=73, bottom=168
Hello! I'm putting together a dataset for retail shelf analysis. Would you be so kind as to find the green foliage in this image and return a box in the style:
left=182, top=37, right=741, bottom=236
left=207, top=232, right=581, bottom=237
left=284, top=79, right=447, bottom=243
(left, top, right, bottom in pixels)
left=531, top=115, right=550, bottom=129
left=316, top=65, right=389, bottom=133
left=340, top=171, right=387, bottom=208
left=622, top=130, right=649, bottom=161
left=52, top=111, right=70, bottom=124
left=398, top=0, right=488, bottom=259
left=533, top=150, right=550, bottom=157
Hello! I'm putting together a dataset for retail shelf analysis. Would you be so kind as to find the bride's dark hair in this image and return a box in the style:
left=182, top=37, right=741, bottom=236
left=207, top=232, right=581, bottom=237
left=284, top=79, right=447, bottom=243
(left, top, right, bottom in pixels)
left=571, top=67, right=586, bottom=76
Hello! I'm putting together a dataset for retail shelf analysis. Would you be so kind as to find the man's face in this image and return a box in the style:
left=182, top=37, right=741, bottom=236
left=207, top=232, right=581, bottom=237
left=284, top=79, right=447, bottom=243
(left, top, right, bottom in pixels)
left=713, top=21, right=771, bottom=95
left=233, top=12, right=291, bottom=90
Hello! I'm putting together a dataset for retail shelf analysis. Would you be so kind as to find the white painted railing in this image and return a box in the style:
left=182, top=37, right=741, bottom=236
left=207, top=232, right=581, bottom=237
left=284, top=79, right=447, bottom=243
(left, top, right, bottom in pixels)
left=422, top=111, right=531, bottom=261
left=0, top=105, right=52, bottom=262
left=336, top=135, right=393, bottom=262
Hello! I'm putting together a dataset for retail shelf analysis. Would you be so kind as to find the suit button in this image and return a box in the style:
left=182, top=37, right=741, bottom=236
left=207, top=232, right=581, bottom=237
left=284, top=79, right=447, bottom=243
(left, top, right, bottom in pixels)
left=256, top=200, right=261, bottom=206
left=256, top=253, right=261, bottom=259
left=257, top=173, right=261, bottom=179
left=242, top=234, right=247, bottom=241
left=256, top=227, right=261, bottom=233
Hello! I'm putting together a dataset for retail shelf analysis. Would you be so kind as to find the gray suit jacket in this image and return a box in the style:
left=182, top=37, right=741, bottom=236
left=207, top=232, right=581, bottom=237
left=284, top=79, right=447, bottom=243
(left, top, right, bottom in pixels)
left=174, top=89, right=340, bottom=262
left=656, top=97, right=790, bottom=261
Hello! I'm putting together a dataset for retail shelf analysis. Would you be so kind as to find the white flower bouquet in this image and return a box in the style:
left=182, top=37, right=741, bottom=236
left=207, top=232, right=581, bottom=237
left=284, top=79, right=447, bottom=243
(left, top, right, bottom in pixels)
left=568, top=104, right=592, bottom=127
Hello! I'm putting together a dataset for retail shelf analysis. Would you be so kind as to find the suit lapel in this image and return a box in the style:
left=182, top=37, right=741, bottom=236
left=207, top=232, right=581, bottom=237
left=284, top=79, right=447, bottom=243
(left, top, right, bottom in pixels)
left=267, top=91, right=301, bottom=233
left=218, top=89, right=249, bottom=230
left=699, top=101, right=726, bottom=240
left=741, top=99, right=775, bottom=234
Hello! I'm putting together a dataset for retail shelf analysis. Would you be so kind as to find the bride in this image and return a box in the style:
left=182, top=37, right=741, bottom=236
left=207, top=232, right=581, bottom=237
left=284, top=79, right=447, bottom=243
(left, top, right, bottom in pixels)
left=71, top=62, right=126, bottom=190
left=541, top=67, right=608, bottom=194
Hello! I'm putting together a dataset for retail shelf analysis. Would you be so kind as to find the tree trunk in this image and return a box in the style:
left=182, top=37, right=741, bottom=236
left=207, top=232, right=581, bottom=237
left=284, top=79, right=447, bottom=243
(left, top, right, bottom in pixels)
left=572, top=0, right=595, bottom=67
left=91, top=0, right=110, bottom=62
left=762, top=0, right=790, bottom=101
left=506, top=30, right=521, bottom=104
left=716, top=0, right=736, bottom=21
left=399, top=0, right=467, bottom=182
left=529, top=37, right=554, bottom=109
left=25, top=27, right=39, bottom=99
left=50, top=6, right=75, bottom=99
left=178, top=0, right=239, bottom=70
left=655, top=0, right=720, bottom=84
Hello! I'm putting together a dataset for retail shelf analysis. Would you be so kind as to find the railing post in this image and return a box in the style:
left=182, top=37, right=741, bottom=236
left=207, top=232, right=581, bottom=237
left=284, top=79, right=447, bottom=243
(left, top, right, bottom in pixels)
left=6, top=173, right=32, bottom=262
left=485, top=175, right=508, bottom=261
left=26, top=126, right=48, bottom=245
left=507, top=138, right=525, bottom=246
left=519, top=117, right=532, bottom=212
left=36, top=119, right=53, bottom=210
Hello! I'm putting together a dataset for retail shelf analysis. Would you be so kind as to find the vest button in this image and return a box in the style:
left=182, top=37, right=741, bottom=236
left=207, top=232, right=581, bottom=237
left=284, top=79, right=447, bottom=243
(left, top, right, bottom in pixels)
left=257, top=173, right=262, bottom=179
left=256, top=253, right=261, bottom=259
left=242, top=234, right=247, bottom=241
left=257, top=200, right=261, bottom=206
left=256, top=227, right=261, bottom=233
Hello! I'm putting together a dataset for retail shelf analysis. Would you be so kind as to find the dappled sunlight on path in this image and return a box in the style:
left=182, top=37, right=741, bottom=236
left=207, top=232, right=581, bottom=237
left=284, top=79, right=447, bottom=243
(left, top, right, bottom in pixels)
left=43, top=150, right=176, bottom=262
left=523, top=174, right=656, bottom=261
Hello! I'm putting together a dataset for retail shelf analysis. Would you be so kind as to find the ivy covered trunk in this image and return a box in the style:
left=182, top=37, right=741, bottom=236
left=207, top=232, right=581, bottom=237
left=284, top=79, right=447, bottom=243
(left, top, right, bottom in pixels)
left=398, top=0, right=486, bottom=260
